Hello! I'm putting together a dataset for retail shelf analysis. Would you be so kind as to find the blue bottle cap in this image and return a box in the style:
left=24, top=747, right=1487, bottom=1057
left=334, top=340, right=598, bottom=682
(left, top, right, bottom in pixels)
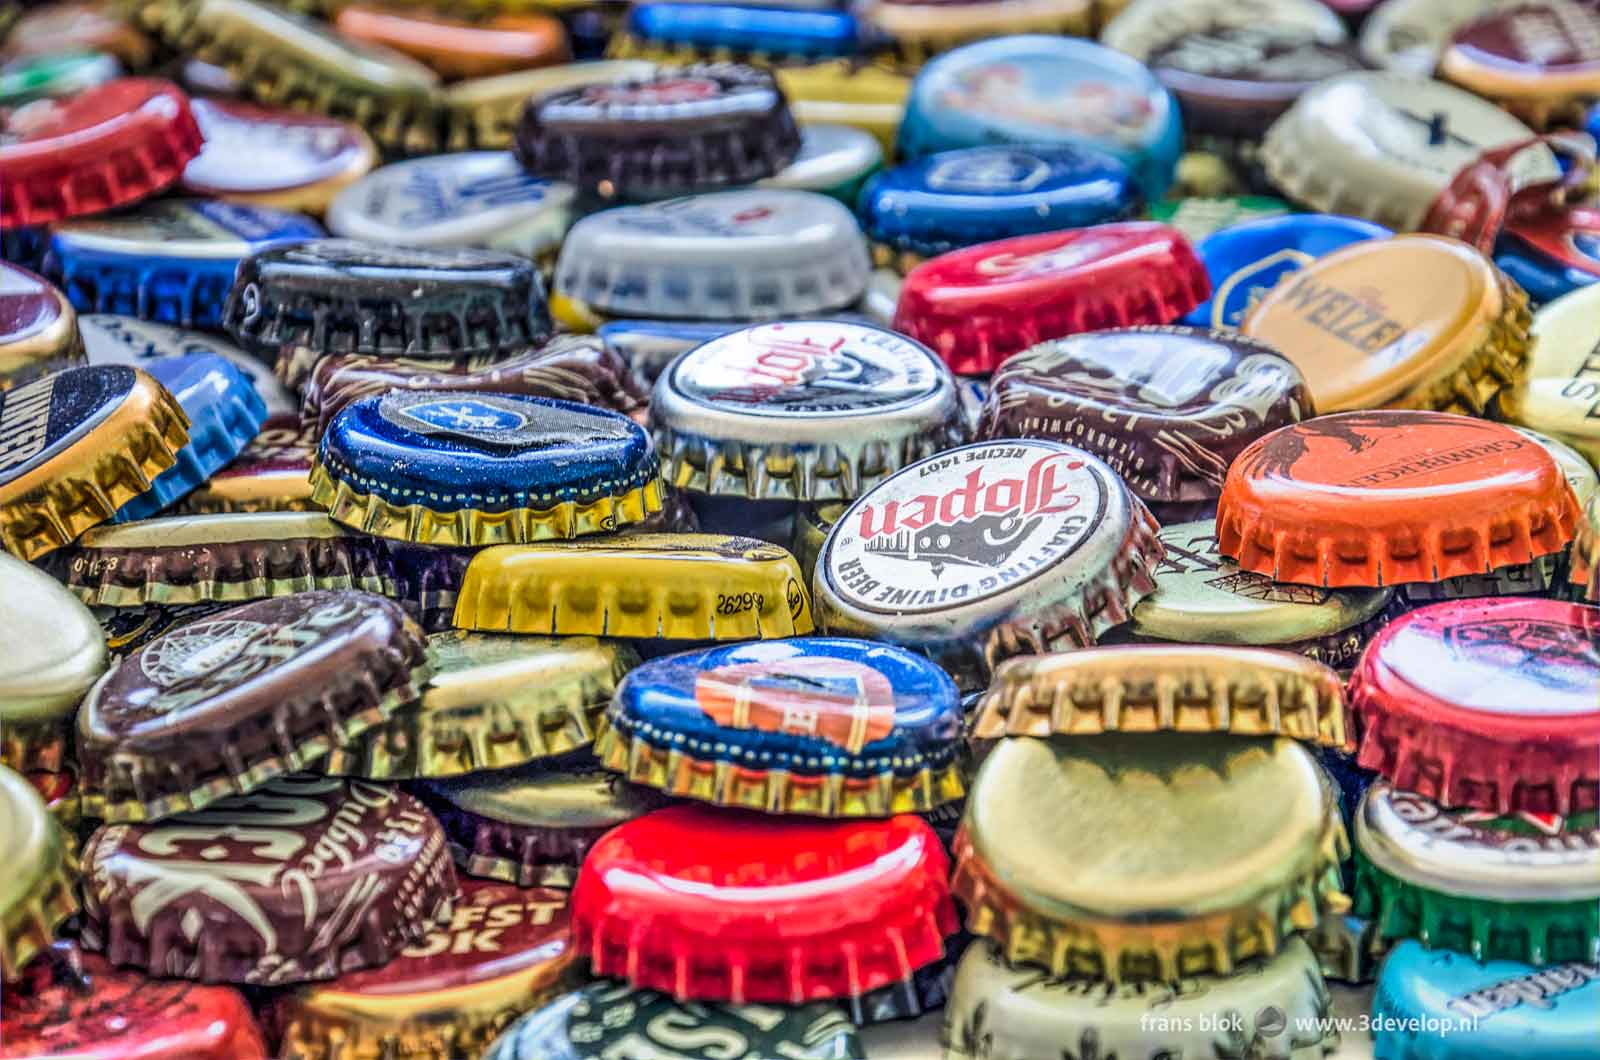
left=45, top=199, right=322, bottom=329
left=1372, top=941, right=1600, bottom=1060
left=312, top=391, right=664, bottom=545
left=897, top=35, right=1183, bottom=201
left=856, top=144, right=1139, bottom=262
left=113, top=353, right=269, bottom=522
left=599, top=635, right=963, bottom=816
left=1185, top=213, right=1392, bottom=329
left=624, top=3, right=863, bottom=60
left=76, top=314, right=297, bottom=419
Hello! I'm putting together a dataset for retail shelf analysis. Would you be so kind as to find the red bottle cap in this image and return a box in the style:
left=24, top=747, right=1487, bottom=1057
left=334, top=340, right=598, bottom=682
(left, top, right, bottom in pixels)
left=1351, top=597, right=1600, bottom=816
left=572, top=805, right=957, bottom=1004
left=892, top=222, right=1209, bottom=375
left=1216, top=411, right=1581, bottom=587
left=1, top=947, right=269, bottom=1060
left=0, top=78, right=203, bottom=228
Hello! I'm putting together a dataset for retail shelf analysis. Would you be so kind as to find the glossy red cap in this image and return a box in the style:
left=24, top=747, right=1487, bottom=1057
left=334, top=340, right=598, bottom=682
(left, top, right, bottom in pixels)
left=0, top=78, right=204, bottom=227
left=1, top=947, right=269, bottom=1060
left=571, top=805, right=957, bottom=1003
left=1352, top=598, right=1600, bottom=816
left=892, top=222, right=1209, bottom=375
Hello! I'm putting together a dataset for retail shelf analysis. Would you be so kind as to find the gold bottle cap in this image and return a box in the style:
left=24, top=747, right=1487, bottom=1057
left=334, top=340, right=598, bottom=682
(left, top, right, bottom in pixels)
left=1125, top=518, right=1395, bottom=670
left=775, top=60, right=911, bottom=157
left=0, top=552, right=107, bottom=772
left=1502, top=281, right=1600, bottom=468
left=327, top=632, right=639, bottom=779
left=442, top=60, right=657, bottom=151
left=1437, top=3, right=1600, bottom=130
left=1240, top=234, right=1532, bottom=414
left=177, top=0, right=443, bottom=155
left=858, top=0, right=1098, bottom=66
left=453, top=533, right=815, bottom=640
left=0, top=365, right=190, bottom=561
left=953, top=733, right=1349, bottom=983
left=0, top=765, right=78, bottom=982
left=55, top=511, right=398, bottom=608
left=0, top=264, right=81, bottom=390
left=973, top=644, right=1348, bottom=747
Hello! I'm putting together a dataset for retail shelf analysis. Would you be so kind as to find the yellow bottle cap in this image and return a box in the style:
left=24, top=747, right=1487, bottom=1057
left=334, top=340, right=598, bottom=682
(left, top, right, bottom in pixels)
left=327, top=632, right=639, bottom=779
left=1501, top=281, right=1600, bottom=467
left=0, top=552, right=107, bottom=772
left=858, top=0, right=1100, bottom=67
left=775, top=60, right=911, bottom=157
left=1438, top=3, right=1600, bottom=130
left=0, top=366, right=190, bottom=561
left=972, top=644, right=1348, bottom=746
left=1240, top=234, right=1532, bottom=414
left=453, top=533, right=815, bottom=640
left=0, top=765, right=78, bottom=982
left=953, top=733, right=1349, bottom=982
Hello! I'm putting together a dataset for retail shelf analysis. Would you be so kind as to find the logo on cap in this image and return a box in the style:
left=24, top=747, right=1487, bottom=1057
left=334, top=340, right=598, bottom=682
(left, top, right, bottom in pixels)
left=925, top=149, right=1050, bottom=193
left=694, top=656, right=895, bottom=753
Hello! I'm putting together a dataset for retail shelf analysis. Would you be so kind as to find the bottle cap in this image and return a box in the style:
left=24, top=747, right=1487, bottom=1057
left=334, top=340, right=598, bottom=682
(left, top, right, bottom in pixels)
left=856, top=144, right=1140, bottom=272
left=0, top=77, right=203, bottom=228
left=1185, top=213, right=1393, bottom=330
left=1358, top=0, right=1508, bottom=76
left=955, top=734, right=1347, bottom=982
left=1439, top=2, right=1600, bottom=130
left=271, top=880, right=573, bottom=1060
left=973, top=644, right=1348, bottom=746
left=1353, top=782, right=1599, bottom=964
left=4, top=3, right=152, bottom=67
left=82, top=775, right=458, bottom=984
left=1572, top=493, right=1600, bottom=601
left=1242, top=235, right=1535, bottom=414
left=614, top=4, right=863, bottom=62
left=760, top=123, right=883, bottom=203
left=77, top=590, right=431, bottom=821
left=441, top=60, right=658, bottom=152
left=0, top=766, right=78, bottom=982
left=114, top=354, right=270, bottom=522
left=1351, top=597, right=1600, bottom=817
left=54, top=512, right=397, bottom=608
left=975, top=327, right=1312, bottom=504
left=1148, top=194, right=1292, bottom=242
left=513, top=63, right=801, bottom=200
left=893, top=221, right=1208, bottom=377
left=416, top=758, right=665, bottom=888
left=2, top=948, right=271, bottom=1058
left=225, top=239, right=553, bottom=376
left=944, top=937, right=1336, bottom=1060
left=597, top=636, right=964, bottom=816
left=78, top=314, right=295, bottom=418
left=1371, top=940, right=1600, bottom=1060
left=334, top=6, right=569, bottom=80
left=651, top=320, right=963, bottom=502
left=554, top=189, right=871, bottom=321
left=0, top=262, right=81, bottom=388
left=774, top=59, right=911, bottom=157
left=482, top=982, right=862, bottom=1060
left=1500, top=280, right=1600, bottom=467
left=329, top=632, right=638, bottom=779
left=1121, top=519, right=1396, bottom=670
left=46, top=198, right=322, bottom=331
left=176, top=0, right=442, bottom=155
left=181, top=98, right=379, bottom=216
left=0, top=52, right=122, bottom=107
left=1217, top=412, right=1581, bottom=588
left=897, top=35, right=1183, bottom=201
left=311, top=392, right=663, bottom=547
left=858, top=0, right=1102, bottom=67
left=0, top=365, right=190, bottom=561
left=813, top=440, right=1163, bottom=686
left=1103, top=0, right=1360, bottom=143
left=326, top=152, right=577, bottom=259
left=177, top=412, right=318, bottom=515
left=1496, top=204, right=1600, bottom=305
left=1260, top=72, right=1558, bottom=232
left=573, top=804, right=956, bottom=1002
left=454, top=533, right=815, bottom=640
left=301, top=334, right=645, bottom=440
left=0, top=552, right=106, bottom=772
